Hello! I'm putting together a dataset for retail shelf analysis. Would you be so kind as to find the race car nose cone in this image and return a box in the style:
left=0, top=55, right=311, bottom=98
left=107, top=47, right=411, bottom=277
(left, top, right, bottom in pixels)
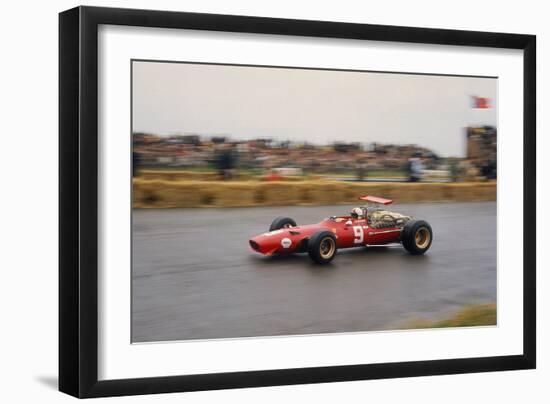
left=249, top=233, right=283, bottom=256
left=249, top=239, right=261, bottom=252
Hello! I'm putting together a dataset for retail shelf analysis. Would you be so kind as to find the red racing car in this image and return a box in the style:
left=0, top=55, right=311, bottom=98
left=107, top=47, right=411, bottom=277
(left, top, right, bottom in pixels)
left=249, top=195, right=433, bottom=264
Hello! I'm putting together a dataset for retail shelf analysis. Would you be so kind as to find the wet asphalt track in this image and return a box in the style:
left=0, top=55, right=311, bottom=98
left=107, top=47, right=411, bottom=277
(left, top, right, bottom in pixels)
left=132, top=202, right=496, bottom=342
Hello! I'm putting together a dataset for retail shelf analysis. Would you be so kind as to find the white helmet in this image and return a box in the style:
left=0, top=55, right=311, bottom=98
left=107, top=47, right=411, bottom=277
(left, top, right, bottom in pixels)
left=351, top=207, right=363, bottom=218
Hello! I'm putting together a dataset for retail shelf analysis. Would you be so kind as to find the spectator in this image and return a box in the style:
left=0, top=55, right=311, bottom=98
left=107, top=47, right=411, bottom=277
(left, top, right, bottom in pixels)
left=449, top=159, right=459, bottom=182
left=407, top=154, right=424, bottom=182
left=132, top=151, right=141, bottom=177
left=355, top=159, right=367, bottom=181
left=216, top=144, right=236, bottom=180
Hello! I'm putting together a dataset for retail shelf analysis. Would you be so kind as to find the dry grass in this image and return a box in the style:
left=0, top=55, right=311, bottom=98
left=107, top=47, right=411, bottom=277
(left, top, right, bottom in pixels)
left=402, top=303, right=497, bottom=329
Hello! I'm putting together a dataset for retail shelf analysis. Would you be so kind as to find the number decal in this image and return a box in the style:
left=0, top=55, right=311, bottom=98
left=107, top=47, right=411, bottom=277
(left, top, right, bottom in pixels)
left=353, top=226, right=364, bottom=244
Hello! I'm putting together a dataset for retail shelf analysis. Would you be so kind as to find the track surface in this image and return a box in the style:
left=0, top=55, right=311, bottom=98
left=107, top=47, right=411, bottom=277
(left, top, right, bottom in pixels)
left=132, top=202, right=496, bottom=342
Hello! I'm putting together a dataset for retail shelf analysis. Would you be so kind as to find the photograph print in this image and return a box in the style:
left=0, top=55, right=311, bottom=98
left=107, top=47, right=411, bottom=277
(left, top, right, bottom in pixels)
left=131, top=60, right=497, bottom=343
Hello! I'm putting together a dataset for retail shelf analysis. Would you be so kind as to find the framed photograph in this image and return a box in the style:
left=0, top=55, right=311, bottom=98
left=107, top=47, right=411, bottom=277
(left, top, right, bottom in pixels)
left=59, top=6, right=536, bottom=398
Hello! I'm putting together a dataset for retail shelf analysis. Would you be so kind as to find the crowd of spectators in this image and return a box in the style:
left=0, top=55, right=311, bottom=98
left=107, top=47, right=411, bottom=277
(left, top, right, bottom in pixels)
left=134, top=133, right=437, bottom=174
left=133, top=129, right=496, bottom=182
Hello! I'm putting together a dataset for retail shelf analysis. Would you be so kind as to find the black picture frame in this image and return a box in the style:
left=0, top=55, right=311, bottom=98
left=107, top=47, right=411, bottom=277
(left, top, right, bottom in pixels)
left=59, top=6, right=536, bottom=398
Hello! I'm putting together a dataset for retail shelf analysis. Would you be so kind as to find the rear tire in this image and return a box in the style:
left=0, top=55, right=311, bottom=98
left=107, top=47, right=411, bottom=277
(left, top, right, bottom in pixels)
left=308, top=231, right=337, bottom=264
left=401, top=220, right=433, bottom=255
left=269, top=217, right=297, bottom=231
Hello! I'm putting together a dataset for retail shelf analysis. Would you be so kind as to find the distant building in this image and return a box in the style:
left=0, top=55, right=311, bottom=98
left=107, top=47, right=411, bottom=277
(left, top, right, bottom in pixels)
left=466, top=126, right=497, bottom=161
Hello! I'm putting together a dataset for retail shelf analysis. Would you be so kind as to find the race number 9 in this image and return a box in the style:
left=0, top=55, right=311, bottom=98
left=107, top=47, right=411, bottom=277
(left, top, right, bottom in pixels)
left=353, top=226, right=364, bottom=244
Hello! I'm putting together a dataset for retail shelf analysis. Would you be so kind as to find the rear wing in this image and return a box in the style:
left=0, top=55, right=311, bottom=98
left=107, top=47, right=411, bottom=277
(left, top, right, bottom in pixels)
left=359, top=195, right=393, bottom=205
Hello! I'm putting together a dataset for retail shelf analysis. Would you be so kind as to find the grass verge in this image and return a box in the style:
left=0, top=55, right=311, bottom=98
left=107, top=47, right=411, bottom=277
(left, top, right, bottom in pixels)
left=402, top=303, right=496, bottom=329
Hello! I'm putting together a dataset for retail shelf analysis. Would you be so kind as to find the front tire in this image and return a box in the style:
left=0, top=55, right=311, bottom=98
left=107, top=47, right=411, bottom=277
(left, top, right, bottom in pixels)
left=308, top=231, right=337, bottom=264
left=269, top=216, right=297, bottom=231
left=401, top=220, right=433, bottom=255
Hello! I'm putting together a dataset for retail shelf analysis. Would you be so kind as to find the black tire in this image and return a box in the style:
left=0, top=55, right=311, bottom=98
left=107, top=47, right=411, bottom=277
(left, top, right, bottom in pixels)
left=269, top=216, right=297, bottom=231
left=401, top=220, right=433, bottom=255
left=308, top=231, right=337, bottom=264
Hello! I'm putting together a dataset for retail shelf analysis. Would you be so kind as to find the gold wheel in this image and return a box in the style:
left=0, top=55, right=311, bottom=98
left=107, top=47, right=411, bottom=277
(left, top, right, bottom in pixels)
left=415, top=227, right=431, bottom=249
left=319, top=237, right=336, bottom=259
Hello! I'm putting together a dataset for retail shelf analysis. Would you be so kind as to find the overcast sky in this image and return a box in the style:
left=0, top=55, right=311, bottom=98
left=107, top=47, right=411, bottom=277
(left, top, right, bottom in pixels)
left=132, top=61, right=497, bottom=157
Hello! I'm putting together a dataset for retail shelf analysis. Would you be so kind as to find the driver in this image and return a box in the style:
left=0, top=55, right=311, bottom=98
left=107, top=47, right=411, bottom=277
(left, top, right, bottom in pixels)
left=350, top=207, right=364, bottom=219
